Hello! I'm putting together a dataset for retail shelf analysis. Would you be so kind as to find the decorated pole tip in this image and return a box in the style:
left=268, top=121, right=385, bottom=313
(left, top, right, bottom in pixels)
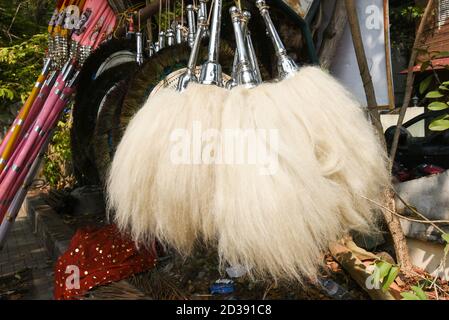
left=158, top=31, right=166, bottom=50
left=255, top=0, right=268, bottom=11
left=166, top=28, right=175, bottom=46
left=177, top=15, right=208, bottom=92
left=176, top=24, right=183, bottom=44
left=256, top=0, right=298, bottom=79
left=229, top=6, right=256, bottom=87
left=199, top=0, right=223, bottom=86
left=187, top=4, right=196, bottom=48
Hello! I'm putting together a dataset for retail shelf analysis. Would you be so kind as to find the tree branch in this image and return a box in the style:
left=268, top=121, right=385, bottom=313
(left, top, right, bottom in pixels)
left=389, top=0, right=435, bottom=169
left=345, top=0, right=413, bottom=272
left=319, top=0, right=348, bottom=70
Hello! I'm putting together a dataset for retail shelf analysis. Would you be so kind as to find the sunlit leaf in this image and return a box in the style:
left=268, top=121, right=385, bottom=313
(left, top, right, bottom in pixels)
left=411, top=286, right=428, bottom=300
left=442, top=233, right=449, bottom=244
left=428, top=101, right=449, bottom=111
left=426, top=91, right=444, bottom=99
left=376, top=261, right=392, bottom=280
left=382, top=266, right=399, bottom=292
left=401, top=292, right=421, bottom=300
left=429, top=119, right=449, bottom=131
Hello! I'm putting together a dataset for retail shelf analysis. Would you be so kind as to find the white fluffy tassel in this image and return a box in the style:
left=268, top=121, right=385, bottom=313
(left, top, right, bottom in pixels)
left=213, top=67, right=390, bottom=281
left=107, top=84, right=228, bottom=252
left=213, top=84, right=345, bottom=281
left=108, top=66, right=390, bottom=282
left=283, top=67, right=391, bottom=227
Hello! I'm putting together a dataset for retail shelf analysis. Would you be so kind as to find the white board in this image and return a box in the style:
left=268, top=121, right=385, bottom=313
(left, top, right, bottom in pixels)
left=320, top=0, right=395, bottom=108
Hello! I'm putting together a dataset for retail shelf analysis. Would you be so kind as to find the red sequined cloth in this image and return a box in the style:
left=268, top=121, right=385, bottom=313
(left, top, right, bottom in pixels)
left=54, top=224, right=157, bottom=300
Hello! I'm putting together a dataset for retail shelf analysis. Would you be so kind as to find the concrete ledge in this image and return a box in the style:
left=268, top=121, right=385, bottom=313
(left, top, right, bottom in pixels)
left=24, top=194, right=74, bottom=260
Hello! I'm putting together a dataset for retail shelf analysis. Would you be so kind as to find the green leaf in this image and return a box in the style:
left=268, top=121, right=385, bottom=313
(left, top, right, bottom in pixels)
left=428, top=101, right=449, bottom=111
left=440, top=85, right=449, bottom=91
left=426, top=91, right=444, bottom=99
left=382, top=266, right=400, bottom=292
left=401, top=292, right=421, bottom=300
left=419, top=75, right=433, bottom=94
left=442, top=233, right=449, bottom=254
left=434, top=51, right=449, bottom=59
left=429, top=119, right=449, bottom=131
left=411, top=286, right=428, bottom=300
left=421, top=61, right=431, bottom=72
left=443, top=81, right=449, bottom=86
left=377, top=261, right=393, bottom=280
left=443, top=233, right=449, bottom=243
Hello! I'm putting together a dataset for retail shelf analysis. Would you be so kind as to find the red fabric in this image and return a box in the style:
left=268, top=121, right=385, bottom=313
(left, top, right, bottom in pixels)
left=54, top=224, right=157, bottom=300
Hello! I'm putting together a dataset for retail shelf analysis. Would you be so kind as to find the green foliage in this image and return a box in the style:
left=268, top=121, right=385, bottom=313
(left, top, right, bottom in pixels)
left=43, top=111, right=75, bottom=189
left=427, top=102, right=449, bottom=111
left=417, top=51, right=449, bottom=132
left=372, top=260, right=400, bottom=292
left=0, top=0, right=52, bottom=46
left=401, top=286, right=428, bottom=300
left=419, top=75, right=433, bottom=95
left=0, top=1, right=74, bottom=189
left=0, top=33, right=47, bottom=126
left=0, top=1, right=51, bottom=128
left=425, top=91, right=444, bottom=99
left=0, top=33, right=46, bottom=130
left=389, top=1, right=423, bottom=55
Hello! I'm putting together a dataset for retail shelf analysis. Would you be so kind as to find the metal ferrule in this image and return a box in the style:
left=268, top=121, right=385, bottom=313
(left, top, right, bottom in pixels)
left=199, top=0, right=210, bottom=38
left=177, top=16, right=208, bottom=92
left=60, top=59, right=71, bottom=76
left=230, top=7, right=256, bottom=88
left=199, top=0, right=208, bottom=18
left=42, top=70, right=58, bottom=90
left=147, top=40, right=155, bottom=57
left=41, top=58, right=52, bottom=77
left=199, top=0, right=223, bottom=86
left=166, top=28, right=175, bottom=47
left=158, top=31, right=166, bottom=50
left=228, top=11, right=246, bottom=88
left=187, top=5, right=196, bottom=47
left=176, top=24, right=183, bottom=44
left=68, top=70, right=80, bottom=88
left=154, top=42, right=160, bottom=53
left=242, top=11, right=262, bottom=84
left=62, top=62, right=75, bottom=83
left=256, top=0, right=298, bottom=79
left=136, top=32, right=144, bottom=65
